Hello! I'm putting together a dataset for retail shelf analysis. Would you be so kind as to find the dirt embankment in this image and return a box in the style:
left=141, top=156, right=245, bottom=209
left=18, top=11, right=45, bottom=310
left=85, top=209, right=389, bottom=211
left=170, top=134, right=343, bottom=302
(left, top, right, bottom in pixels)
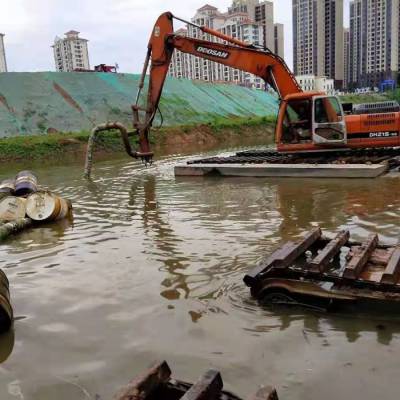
left=153, top=121, right=274, bottom=154
left=0, top=118, right=275, bottom=163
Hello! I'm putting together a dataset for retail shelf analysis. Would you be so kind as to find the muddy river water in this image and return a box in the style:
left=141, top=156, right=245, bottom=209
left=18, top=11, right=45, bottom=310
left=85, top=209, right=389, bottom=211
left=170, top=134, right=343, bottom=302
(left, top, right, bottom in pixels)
left=0, top=143, right=400, bottom=400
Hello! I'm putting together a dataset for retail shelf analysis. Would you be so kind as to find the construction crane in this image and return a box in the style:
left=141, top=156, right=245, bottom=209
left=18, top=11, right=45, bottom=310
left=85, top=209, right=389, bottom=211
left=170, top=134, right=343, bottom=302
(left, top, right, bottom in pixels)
left=132, top=12, right=400, bottom=162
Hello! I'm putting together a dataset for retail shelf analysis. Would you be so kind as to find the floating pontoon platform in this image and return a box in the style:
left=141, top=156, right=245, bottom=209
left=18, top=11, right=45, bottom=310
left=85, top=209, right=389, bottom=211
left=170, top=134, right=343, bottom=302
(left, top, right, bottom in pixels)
left=175, top=148, right=400, bottom=178
left=244, top=227, right=400, bottom=310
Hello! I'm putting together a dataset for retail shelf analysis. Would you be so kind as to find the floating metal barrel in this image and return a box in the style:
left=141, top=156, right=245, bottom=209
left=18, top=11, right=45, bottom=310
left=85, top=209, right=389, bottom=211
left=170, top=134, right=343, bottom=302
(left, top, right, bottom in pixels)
left=0, top=269, right=13, bottom=334
left=56, top=197, right=72, bottom=220
left=0, top=196, right=27, bottom=221
left=26, top=192, right=71, bottom=222
left=0, top=179, right=15, bottom=196
left=14, top=171, right=38, bottom=197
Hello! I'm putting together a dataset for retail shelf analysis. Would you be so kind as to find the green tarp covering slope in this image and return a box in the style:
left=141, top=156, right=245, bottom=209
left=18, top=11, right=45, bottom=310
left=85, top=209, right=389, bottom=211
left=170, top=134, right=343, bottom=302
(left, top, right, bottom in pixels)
left=0, top=72, right=279, bottom=138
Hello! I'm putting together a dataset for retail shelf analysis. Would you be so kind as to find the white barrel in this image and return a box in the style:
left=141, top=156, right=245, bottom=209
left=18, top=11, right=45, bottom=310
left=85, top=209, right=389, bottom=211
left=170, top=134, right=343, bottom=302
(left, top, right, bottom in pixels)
left=26, top=192, right=61, bottom=222
left=0, top=197, right=26, bottom=221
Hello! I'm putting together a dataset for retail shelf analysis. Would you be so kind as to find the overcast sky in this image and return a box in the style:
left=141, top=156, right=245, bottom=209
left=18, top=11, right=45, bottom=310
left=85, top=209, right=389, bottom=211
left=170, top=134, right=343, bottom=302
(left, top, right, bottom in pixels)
left=1, top=0, right=350, bottom=73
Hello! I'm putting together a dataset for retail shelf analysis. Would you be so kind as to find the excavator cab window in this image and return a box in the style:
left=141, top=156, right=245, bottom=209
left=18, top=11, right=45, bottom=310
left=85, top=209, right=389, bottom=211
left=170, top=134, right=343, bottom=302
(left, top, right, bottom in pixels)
left=281, top=99, right=312, bottom=143
left=312, top=96, right=347, bottom=145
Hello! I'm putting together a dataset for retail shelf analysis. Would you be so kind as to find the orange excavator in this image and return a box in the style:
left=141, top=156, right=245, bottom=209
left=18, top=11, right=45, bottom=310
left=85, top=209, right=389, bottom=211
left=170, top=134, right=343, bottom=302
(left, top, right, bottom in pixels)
left=132, top=12, right=400, bottom=162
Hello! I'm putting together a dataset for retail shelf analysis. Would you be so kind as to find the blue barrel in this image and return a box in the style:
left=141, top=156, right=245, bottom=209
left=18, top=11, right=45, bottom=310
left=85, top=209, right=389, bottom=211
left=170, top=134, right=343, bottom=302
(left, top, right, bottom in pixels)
left=14, top=171, right=38, bottom=196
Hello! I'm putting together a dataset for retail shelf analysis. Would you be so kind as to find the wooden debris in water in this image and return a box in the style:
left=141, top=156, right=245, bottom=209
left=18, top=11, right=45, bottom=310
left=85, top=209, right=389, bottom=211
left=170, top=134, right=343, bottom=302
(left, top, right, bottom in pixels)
left=244, top=227, right=400, bottom=308
left=113, top=361, right=279, bottom=400
left=381, top=245, right=400, bottom=285
left=113, top=361, right=171, bottom=400
left=309, top=230, right=350, bottom=273
left=343, top=234, right=378, bottom=279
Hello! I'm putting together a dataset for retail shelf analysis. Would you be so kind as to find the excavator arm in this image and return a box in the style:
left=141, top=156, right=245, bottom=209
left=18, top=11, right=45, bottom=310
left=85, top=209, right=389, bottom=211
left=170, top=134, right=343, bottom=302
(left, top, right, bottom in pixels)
left=133, top=12, right=302, bottom=160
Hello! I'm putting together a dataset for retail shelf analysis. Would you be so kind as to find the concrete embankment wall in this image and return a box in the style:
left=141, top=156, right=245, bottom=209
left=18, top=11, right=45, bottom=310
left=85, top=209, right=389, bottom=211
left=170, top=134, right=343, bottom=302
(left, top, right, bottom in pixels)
left=0, top=72, right=279, bottom=138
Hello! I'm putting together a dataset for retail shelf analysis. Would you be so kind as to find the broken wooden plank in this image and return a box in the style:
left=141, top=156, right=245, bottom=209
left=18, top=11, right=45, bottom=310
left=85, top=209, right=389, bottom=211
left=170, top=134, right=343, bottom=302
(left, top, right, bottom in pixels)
left=273, top=227, right=322, bottom=269
left=309, top=230, right=350, bottom=273
left=343, top=234, right=378, bottom=280
left=244, top=228, right=322, bottom=286
left=243, top=242, right=295, bottom=287
left=113, top=360, right=171, bottom=400
left=180, top=369, right=223, bottom=400
left=248, top=386, right=279, bottom=400
left=370, top=248, right=394, bottom=265
left=380, top=245, right=400, bottom=285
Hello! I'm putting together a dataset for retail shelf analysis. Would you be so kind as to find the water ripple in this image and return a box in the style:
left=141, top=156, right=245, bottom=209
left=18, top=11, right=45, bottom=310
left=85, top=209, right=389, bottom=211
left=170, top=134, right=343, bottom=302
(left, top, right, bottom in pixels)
left=1, top=147, right=400, bottom=400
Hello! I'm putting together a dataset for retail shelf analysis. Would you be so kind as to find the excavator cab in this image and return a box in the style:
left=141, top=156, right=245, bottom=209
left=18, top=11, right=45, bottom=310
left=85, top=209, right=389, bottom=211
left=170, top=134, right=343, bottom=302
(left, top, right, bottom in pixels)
left=278, top=93, right=347, bottom=150
left=312, top=95, right=347, bottom=145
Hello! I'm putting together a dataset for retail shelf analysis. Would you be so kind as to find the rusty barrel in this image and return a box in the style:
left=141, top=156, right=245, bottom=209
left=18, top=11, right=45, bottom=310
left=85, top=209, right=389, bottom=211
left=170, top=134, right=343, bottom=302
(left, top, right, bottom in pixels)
left=0, top=179, right=15, bottom=196
left=56, top=197, right=72, bottom=220
left=0, top=269, right=13, bottom=334
left=26, top=192, right=71, bottom=222
left=14, top=171, right=38, bottom=197
left=0, top=196, right=26, bottom=221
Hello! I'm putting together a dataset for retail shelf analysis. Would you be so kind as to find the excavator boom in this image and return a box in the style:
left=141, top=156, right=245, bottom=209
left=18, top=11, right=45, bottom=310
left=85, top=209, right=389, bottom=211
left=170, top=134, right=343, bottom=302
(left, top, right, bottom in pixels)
left=133, top=12, right=301, bottom=158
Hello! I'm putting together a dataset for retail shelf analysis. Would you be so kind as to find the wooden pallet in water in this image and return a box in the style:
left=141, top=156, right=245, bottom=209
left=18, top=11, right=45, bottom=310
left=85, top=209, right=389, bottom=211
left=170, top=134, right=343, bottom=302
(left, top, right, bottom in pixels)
left=113, top=361, right=278, bottom=400
left=244, top=227, right=400, bottom=304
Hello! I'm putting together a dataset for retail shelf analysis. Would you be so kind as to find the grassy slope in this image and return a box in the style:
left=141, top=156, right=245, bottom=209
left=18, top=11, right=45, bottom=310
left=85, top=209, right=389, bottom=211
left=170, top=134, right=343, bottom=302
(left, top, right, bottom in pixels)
left=340, top=89, right=400, bottom=104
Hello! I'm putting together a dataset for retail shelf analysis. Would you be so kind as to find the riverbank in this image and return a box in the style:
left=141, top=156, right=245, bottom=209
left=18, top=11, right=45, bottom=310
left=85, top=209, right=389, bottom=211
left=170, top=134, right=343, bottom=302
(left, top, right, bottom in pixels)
left=0, top=116, right=275, bottom=163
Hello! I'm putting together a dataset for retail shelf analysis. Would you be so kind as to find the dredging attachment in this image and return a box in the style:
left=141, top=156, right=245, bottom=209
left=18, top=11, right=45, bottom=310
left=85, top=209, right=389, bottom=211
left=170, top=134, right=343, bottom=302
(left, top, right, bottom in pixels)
left=244, top=227, right=400, bottom=310
left=113, top=360, right=279, bottom=400
left=84, top=122, right=154, bottom=179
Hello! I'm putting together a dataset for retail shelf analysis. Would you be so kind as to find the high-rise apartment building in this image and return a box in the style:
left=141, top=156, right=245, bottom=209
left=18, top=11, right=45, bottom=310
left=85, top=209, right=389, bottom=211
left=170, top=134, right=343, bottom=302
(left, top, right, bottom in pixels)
left=349, top=0, right=399, bottom=89
left=274, top=24, right=284, bottom=58
left=52, top=30, right=90, bottom=72
left=398, top=4, right=400, bottom=74
left=168, top=1, right=284, bottom=88
left=254, top=1, right=274, bottom=50
left=343, top=28, right=350, bottom=88
left=348, top=0, right=362, bottom=86
left=293, top=0, right=344, bottom=88
left=398, top=3, right=400, bottom=75
left=0, top=34, right=7, bottom=72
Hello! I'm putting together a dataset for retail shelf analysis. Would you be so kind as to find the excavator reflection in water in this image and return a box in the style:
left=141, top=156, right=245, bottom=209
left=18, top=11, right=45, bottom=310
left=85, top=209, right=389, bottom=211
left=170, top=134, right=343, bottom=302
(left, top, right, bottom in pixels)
left=274, top=178, right=400, bottom=240
left=131, top=12, right=400, bottom=164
